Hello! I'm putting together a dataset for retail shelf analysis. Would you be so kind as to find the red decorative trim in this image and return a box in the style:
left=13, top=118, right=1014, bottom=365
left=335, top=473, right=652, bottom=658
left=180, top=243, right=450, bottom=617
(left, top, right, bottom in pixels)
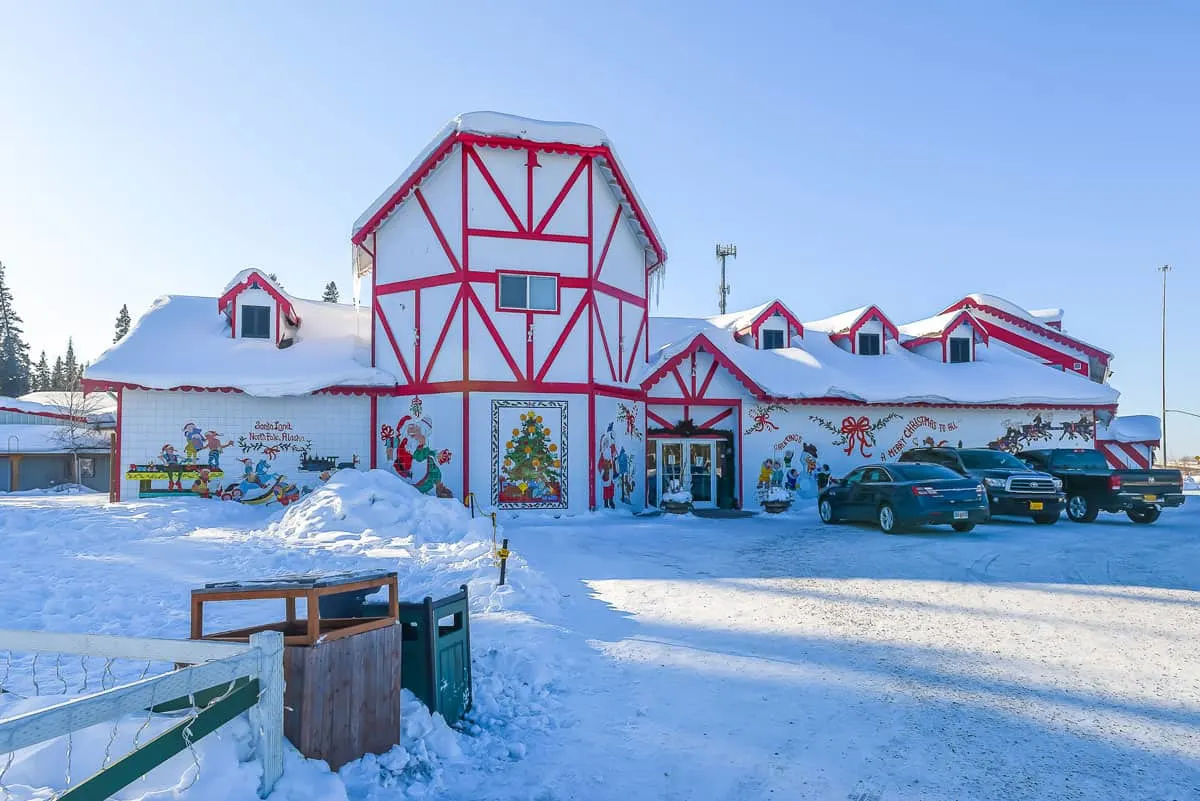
left=217, top=269, right=300, bottom=329
left=900, top=310, right=990, bottom=361
left=697, top=360, right=720, bottom=398
left=525, top=148, right=537, bottom=231
left=618, top=301, right=623, bottom=379
left=737, top=300, right=805, bottom=340
left=414, top=289, right=422, bottom=379
left=467, top=227, right=589, bottom=245
left=114, top=387, right=123, bottom=502
left=623, top=312, right=646, bottom=383
left=467, top=144, right=526, bottom=232
left=647, top=410, right=673, bottom=428
left=593, top=207, right=622, bottom=283
left=415, top=188, right=463, bottom=273
left=648, top=397, right=743, bottom=408
left=690, top=353, right=697, bottom=396
left=1116, top=441, right=1151, bottom=469
left=421, top=285, right=465, bottom=383
left=466, top=288, right=524, bottom=380
left=697, top=407, right=733, bottom=429
left=369, top=396, right=378, bottom=469
left=594, top=281, right=645, bottom=308
left=534, top=156, right=588, bottom=234
left=642, top=334, right=767, bottom=399
left=669, top=365, right=690, bottom=398
left=536, top=296, right=589, bottom=382
left=354, top=131, right=666, bottom=270
left=377, top=271, right=496, bottom=295
left=0, top=405, right=86, bottom=423
left=374, top=297, right=414, bottom=383
left=588, top=388, right=596, bottom=510
left=462, top=391, right=470, bottom=497
left=982, top=324, right=1091, bottom=376
left=594, top=307, right=620, bottom=382
left=369, top=233, right=377, bottom=367
left=942, top=298, right=1111, bottom=362
left=736, top=399, right=743, bottom=508
left=525, top=312, right=534, bottom=380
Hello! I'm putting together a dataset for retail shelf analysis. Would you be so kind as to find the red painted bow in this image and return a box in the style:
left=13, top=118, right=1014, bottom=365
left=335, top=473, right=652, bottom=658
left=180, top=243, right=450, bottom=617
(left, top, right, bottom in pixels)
left=263, top=446, right=281, bottom=460
left=840, top=416, right=872, bottom=456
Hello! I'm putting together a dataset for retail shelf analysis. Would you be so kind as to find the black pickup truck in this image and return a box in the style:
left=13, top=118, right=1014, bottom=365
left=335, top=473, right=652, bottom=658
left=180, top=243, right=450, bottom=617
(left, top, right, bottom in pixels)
left=1016, top=448, right=1185, bottom=524
left=899, top=447, right=1065, bottom=523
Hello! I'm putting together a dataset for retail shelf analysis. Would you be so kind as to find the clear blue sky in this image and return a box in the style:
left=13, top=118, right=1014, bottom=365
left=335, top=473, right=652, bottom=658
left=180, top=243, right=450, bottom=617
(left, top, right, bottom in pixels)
left=2, top=1, right=1197, bottom=456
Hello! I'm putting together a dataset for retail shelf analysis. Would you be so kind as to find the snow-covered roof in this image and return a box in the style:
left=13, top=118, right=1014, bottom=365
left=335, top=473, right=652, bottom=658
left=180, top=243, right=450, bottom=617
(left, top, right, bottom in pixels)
left=0, top=424, right=110, bottom=454
left=644, top=317, right=1120, bottom=407
left=804, top=305, right=897, bottom=338
left=352, top=111, right=666, bottom=269
left=946, top=294, right=1109, bottom=358
left=1029, top=308, right=1063, bottom=324
left=707, top=301, right=775, bottom=333
left=1098, top=415, right=1161, bottom=443
left=896, top=310, right=986, bottom=343
left=85, top=293, right=395, bottom=397
left=16, top=392, right=117, bottom=423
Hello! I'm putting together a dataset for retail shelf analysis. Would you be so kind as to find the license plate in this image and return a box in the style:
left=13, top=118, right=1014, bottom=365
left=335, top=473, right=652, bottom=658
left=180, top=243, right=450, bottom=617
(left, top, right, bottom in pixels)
left=1143, top=494, right=1158, bottom=502
left=1029, top=501, right=1044, bottom=511
left=953, top=510, right=968, bottom=520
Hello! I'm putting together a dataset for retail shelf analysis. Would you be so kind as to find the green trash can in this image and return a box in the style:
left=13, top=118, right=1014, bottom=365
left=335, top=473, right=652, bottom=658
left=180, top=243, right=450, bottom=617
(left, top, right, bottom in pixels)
left=322, top=583, right=473, bottom=725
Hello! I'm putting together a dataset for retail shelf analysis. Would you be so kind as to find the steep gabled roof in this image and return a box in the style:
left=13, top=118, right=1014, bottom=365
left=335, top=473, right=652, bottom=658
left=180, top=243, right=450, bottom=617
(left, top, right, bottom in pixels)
left=942, top=294, right=1110, bottom=361
left=218, top=269, right=300, bottom=327
left=352, top=112, right=666, bottom=272
left=707, top=299, right=804, bottom=338
left=804, top=305, right=899, bottom=341
left=897, top=309, right=989, bottom=348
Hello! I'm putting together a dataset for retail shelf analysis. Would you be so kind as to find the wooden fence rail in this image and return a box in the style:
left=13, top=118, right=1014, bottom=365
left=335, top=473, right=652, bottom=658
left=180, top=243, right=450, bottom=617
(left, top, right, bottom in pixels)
left=0, top=628, right=284, bottom=798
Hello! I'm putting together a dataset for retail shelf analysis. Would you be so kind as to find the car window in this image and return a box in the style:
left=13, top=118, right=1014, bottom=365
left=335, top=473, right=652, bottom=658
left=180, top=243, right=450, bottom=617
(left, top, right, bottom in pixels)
left=959, top=450, right=1028, bottom=470
left=842, top=468, right=866, bottom=485
left=931, top=451, right=963, bottom=470
left=863, top=468, right=889, bottom=483
left=1047, top=449, right=1109, bottom=470
left=891, top=463, right=963, bottom=481
left=899, top=450, right=923, bottom=462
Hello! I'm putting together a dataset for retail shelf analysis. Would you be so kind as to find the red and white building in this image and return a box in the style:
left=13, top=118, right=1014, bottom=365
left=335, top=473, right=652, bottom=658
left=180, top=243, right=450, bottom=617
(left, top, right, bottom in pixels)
left=85, top=112, right=1144, bottom=512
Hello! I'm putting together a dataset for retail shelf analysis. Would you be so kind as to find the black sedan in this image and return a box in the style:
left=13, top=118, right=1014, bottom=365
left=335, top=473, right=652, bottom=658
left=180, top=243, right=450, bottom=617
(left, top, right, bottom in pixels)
left=818, top=463, right=989, bottom=533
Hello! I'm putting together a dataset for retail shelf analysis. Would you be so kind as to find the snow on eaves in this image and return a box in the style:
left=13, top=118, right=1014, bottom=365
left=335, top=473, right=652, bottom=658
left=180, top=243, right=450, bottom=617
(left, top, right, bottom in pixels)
left=802, top=306, right=875, bottom=335
left=0, top=424, right=110, bottom=454
left=896, top=310, right=979, bottom=342
left=1029, top=307, right=1064, bottom=324
left=1098, top=415, right=1161, bottom=443
left=956, top=293, right=1109, bottom=356
left=85, top=295, right=395, bottom=397
left=645, top=317, right=1120, bottom=407
left=352, top=111, right=665, bottom=264
left=706, top=301, right=775, bottom=333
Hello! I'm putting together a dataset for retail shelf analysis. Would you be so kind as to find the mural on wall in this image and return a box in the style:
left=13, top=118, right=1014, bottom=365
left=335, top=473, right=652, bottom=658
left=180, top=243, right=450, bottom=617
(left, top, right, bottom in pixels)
left=810, top=413, right=901, bottom=458
left=884, top=416, right=962, bottom=459
left=744, top=403, right=787, bottom=434
left=492, top=400, right=567, bottom=510
left=756, top=433, right=823, bottom=504
left=380, top=396, right=455, bottom=498
left=126, top=418, right=354, bottom=504
left=597, top=402, right=642, bottom=509
left=988, top=413, right=1096, bottom=453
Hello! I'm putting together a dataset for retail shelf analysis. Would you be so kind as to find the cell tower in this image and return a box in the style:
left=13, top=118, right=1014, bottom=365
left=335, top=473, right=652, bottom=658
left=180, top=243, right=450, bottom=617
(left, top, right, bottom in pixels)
left=716, top=243, right=737, bottom=314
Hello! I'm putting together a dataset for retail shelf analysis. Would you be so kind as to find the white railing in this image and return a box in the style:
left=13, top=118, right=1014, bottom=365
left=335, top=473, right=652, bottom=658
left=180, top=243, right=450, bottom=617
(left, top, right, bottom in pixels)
left=0, top=628, right=284, bottom=798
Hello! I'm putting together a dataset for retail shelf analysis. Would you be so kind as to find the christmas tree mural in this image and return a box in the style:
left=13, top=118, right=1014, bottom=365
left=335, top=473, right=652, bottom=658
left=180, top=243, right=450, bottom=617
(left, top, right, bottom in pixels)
left=493, top=400, right=567, bottom=508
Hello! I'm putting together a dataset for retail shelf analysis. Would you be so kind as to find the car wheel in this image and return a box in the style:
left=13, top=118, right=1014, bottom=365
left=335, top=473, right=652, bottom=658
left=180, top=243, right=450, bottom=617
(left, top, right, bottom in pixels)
left=1126, top=508, right=1161, bottom=524
left=1066, top=494, right=1098, bottom=523
left=818, top=498, right=838, bottom=524
left=951, top=521, right=976, bottom=533
left=878, top=503, right=901, bottom=534
left=1033, top=512, right=1059, bottom=525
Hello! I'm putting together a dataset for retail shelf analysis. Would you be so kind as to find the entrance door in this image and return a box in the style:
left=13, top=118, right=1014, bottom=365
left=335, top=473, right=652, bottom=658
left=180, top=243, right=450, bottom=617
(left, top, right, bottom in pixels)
left=655, top=439, right=717, bottom=509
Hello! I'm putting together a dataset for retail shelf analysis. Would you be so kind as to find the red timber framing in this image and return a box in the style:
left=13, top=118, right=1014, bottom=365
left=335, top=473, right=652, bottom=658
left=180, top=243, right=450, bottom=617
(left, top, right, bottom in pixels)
left=900, top=310, right=989, bottom=363
left=355, top=130, right=666, bottom=509
left=734, top=300, right=805, bottom=347
left=942, top=297, right=1111, bottom=375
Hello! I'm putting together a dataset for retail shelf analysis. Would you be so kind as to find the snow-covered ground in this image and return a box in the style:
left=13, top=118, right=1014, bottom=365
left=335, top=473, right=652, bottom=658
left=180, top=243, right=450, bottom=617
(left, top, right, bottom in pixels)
left=1, top=477, right=1197, bottom=800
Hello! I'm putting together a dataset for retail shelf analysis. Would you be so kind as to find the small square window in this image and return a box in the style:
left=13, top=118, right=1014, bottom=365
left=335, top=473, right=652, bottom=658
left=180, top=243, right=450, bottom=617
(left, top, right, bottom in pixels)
left=78, top=457, right=95, bottom=480
left=761, top=329, right=785, bottom=350
left=949, top=337, right=972, bottom=363
left=857, top=332, right=882, bottom=355
left=1073, top=362, right=1083, bottom=371
left=241, top=305, right=271, bottom=339
left=498, top=273, right=558, bottom=312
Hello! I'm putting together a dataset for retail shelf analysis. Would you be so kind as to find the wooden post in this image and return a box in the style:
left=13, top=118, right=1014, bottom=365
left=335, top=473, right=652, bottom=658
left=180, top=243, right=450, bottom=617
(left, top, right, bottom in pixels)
left=306, top=590, right=320, bottom=644
left=249, top=630, right=285, bottom=797
left=109, top=433, right=118, bottom=502
left=10, top=455, right=21, bottom=493
left=285, top=597, right=296, bottom=623
left=387, top=575, right=399, bottom=621
left=190, top=598, right=204, bottom=639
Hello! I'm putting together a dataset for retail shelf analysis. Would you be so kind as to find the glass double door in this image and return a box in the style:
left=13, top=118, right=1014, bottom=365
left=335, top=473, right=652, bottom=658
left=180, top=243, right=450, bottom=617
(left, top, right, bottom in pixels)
left=658, top=439, right=716, bottom=508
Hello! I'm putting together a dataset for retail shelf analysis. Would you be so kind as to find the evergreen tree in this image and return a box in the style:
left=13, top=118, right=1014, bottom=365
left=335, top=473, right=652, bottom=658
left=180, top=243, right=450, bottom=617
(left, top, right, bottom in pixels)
left=114, top=304, right=131, bottom=342
left=51, top=355, right=65, bottom=391
left=499, top=411, right=562, bottom=500
left=0, top=260, right=31, bottom=397
left=322, top=281, right=340, bottom=303
left=33, top=351, right=50, bottom=391
left=63, top=338, right=79, bottom=390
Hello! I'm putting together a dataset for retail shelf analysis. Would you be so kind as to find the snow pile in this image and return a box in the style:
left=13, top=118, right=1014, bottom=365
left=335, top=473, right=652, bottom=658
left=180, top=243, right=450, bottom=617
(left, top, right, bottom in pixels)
left=1185, top=475, right=1200, bottom=494
left=1097, top=414, right=1161, bottom=443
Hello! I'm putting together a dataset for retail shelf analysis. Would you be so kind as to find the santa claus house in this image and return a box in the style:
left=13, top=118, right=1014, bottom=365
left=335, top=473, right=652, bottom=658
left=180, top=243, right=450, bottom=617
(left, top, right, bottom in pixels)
left=83, top=112, right=1158, bottom=513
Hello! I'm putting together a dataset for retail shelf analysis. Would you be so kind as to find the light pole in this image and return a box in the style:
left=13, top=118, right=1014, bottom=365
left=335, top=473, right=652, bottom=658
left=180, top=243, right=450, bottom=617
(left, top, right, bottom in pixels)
left=1158, top=265, right=1171, bottom=465
left=715, top=244, right=737, bottom=315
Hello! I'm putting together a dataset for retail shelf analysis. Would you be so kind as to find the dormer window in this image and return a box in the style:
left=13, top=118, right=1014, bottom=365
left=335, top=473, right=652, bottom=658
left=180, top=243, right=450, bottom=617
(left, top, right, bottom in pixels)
left=761, top=329, right=784, bottom=350
left=858, top=333, right=881, bottom=356
left=949, top=337, right=971, bottom=363
left=241, top=305, right=272, bottom=339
